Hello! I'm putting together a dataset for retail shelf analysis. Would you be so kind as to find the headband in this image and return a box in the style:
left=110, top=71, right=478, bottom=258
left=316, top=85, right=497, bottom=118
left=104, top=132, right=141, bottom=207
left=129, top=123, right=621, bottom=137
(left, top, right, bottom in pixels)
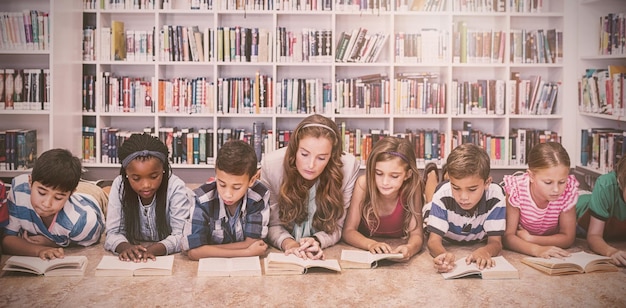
left=121, top=150, right=168, bottom=168
left=301, top=123, right=336, bottom=135
left=386, top=151, right=410, bottom=164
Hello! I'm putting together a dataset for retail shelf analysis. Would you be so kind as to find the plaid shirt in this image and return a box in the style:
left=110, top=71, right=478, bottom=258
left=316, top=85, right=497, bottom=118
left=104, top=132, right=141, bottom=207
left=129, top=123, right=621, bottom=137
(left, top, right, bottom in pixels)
left=182, top=180, right=270, bottom=251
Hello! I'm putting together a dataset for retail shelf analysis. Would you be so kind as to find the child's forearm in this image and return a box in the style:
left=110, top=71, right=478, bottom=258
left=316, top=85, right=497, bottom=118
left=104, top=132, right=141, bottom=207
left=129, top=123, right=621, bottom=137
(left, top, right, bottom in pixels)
left=523, top=232, right=575, bottom=249
left=588, top=233, right=619, bottom=257
left=1, top=235, right=49, bottom=257
left=342, top=229, right=376, bottom=251
left=427, top=235, right=446, bottom=257
left=480, top=239, right=503, bottom=257
left=187, top=244, right=257, bottom=260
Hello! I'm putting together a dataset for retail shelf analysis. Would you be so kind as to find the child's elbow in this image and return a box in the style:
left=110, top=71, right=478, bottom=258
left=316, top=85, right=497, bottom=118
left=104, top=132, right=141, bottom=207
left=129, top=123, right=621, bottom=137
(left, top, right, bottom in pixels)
left=186, top=249, right=200, bottom=261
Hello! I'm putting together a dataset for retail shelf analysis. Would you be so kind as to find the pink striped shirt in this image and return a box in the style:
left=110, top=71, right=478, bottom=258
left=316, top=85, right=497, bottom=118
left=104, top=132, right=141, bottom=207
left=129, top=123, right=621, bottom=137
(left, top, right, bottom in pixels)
left=503, top=172, right=579, bottom=236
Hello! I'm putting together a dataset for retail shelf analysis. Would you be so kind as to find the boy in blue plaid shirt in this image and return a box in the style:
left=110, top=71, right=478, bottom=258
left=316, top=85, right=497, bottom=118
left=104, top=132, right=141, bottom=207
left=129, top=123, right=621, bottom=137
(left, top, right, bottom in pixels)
left=182, top=140, right=270, bottom=260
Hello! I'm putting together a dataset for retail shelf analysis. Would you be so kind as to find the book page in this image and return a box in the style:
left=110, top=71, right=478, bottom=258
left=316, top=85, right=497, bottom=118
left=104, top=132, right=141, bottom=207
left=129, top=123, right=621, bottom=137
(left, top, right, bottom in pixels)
left=96, top=255, right=174, bottom=272
left=266, top=253, right=341, bottom=272
left=441, top=256, right=518, bottom=279
left=198, top=256, right=261, bottom=276
left=341, top=250, right=403, bottom=264
left=3, top=256, right=87, bottom=275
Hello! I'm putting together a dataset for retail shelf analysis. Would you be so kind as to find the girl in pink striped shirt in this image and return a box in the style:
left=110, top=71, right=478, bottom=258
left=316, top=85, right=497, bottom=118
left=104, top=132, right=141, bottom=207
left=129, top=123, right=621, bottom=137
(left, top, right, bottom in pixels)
left=503, top=142, right=579, bottom=258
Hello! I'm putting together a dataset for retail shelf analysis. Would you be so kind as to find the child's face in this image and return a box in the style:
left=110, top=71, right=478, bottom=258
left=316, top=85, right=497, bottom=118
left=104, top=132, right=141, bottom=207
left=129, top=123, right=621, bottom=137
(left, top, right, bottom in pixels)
left=374, top=158, right=409, bottom=198
left=295, top=136, right=332, bottom=182
left=528, top=165, right=570, bottom=204
left=125, top=157, right=164, bottom=204
left=215, top=169, right=254, bottom=207
left=449, top=174, right=491, bottom=211
left=29, top=179, right=72, bottom=219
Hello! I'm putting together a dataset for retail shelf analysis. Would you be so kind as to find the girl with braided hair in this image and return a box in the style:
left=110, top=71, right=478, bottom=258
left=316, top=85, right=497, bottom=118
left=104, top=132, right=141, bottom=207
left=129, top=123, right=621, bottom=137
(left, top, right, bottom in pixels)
left=104, top=133, right=193, bottom=262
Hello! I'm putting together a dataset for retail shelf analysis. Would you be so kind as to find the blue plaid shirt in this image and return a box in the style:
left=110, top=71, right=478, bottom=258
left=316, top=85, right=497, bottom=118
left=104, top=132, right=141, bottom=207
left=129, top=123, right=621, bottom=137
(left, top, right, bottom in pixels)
left=181, top=180, right=270, bottom=251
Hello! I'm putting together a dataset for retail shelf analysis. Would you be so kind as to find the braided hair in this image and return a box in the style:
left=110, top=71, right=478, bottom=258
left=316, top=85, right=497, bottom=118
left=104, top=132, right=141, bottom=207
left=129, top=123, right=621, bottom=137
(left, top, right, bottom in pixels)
left=117, top=133, right=171, bottom=244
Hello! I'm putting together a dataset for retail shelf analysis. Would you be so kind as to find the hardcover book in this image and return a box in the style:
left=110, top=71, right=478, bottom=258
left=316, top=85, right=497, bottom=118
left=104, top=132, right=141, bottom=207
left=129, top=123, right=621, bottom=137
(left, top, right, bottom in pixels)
left=3, top=256, right=87, bottom=276
left=521, top=251, right=618, bottom=276
left=339, top=250, right=403, bottom=269
left=95, top=255, right=174, bottom=276
left=441, top=256, right=519, bottom=280
left=264, top=252, right=341, bottom=275
left=197, top=256, right=262, bottom=277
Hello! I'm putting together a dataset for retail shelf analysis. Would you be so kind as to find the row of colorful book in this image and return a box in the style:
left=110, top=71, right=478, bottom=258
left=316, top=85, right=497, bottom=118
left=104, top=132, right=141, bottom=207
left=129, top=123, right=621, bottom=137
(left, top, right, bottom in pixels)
left=0, top=129, right=36, bottom=171
left=83, top=0, right=549, bottom=13
left=394, top=29, right=448, bottom=64
left=599, top=12, right=625, bottom=56
left=1, top=68, right=50, bottom=111
left=581, top=128, right=625, bottom=175
left=334, top=28, right=388, bottom=63
left=0, top=10, right=49, bottom=51
left=276, top=28, right=333, bottom=63
left=578, top=65, right=625, bottom=117
left=97, top=73, right=155, bottom=113
left=452, top=24, right=506, bottom=64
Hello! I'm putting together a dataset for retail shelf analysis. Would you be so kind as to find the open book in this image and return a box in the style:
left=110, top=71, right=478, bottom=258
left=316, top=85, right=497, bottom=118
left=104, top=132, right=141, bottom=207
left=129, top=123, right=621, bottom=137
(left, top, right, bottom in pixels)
left=340, top=250, right=403, bottom=269
left=441, top=256, right=519, bottom=280
left=521, top=251, right=618, bottom=275
left=198, top=256, right=262, bottom=277
left=264, top=252, right=341, bottom=275
left=95, top=255, right=175, bottom=276
left=2, top=256, right=88, bottom=276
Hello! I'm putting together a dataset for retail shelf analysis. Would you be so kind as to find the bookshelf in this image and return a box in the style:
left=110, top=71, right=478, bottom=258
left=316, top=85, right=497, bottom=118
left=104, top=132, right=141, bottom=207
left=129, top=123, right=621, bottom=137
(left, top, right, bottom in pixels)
left=79, top=0, right=576, bottom=183
left=0, top=0, right=82, bottom=177
left=575, top=0, right=625, bottom=188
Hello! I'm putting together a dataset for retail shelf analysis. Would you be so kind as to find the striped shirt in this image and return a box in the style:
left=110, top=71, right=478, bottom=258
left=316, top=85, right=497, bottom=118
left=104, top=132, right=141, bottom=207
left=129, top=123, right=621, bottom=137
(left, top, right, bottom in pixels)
left=181, top=180, right=270, bottom=251
left=5, top=174, right=104, bottom=247
left=423, top=181, right=506, bottom=244
left=504, top=173, right=579, bottom=235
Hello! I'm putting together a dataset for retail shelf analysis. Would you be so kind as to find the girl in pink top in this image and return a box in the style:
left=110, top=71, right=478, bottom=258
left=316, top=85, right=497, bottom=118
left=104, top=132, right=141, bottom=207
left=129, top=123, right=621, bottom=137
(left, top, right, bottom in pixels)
left=342, top=136, right=424, bottom=261
left=503, top=142, right=579, bottom=258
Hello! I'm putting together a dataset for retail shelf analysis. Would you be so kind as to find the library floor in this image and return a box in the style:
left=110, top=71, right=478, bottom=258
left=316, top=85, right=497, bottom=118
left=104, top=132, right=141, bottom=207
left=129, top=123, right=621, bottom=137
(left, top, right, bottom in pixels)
left=0, top=237, right=625, bottom=307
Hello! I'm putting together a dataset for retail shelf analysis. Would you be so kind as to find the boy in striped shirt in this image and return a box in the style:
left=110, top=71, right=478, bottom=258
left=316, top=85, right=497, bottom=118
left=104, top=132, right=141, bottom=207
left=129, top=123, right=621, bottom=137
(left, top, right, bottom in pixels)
left=423, top=143, right=506, bottom=273
left=1, top=149, right=105, bottom=260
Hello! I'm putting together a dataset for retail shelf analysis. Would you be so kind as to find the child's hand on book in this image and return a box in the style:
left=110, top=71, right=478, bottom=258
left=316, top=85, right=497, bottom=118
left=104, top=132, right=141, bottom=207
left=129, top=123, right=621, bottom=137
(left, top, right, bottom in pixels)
left=119, top=244, right=154, bottom=262
left=391, top=245, right=412, bottom=262
left=609, top=250, right=626, bottom=267
left=368, top=241, right=392, bottom=254
left=534, top=246, right=571, bottom=259
left=38, top=247, right=64, bottom=260
left=433, top=252, right=456, bottom=273
left=246, top=240, right=268, bottom=256
left=466, top=248, right=494, bottom=270
left=295, top=237, right=324, bottom=260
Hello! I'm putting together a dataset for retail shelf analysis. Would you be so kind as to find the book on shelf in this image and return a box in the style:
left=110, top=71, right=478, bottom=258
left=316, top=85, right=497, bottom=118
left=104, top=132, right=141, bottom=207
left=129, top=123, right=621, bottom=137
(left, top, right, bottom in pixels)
left=441, top=256, right=519, bottom=280
left=339, top=250, right=403, bottom=269
left=95, top=255, right=175, bottom=276
left=111, top=20, right=126, bottom=61
left=2, top=255, right=88, bottom=276
left=197, top=256, right=262, bottom=277
left=263, top=252, right=341, bottom=275
left=521, top=251, right=619, bottom=276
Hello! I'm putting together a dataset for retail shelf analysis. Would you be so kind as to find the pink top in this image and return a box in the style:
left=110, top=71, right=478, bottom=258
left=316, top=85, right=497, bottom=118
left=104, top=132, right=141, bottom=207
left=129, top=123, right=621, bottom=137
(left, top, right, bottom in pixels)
left=358, top=199, right=404, bottom=238
left=503, top=172, right=579, bottom=235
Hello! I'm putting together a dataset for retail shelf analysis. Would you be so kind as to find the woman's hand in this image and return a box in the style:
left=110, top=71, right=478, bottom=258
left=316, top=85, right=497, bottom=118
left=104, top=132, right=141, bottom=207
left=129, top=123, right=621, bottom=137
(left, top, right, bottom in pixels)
left=368, top=241, right=392, bottom=254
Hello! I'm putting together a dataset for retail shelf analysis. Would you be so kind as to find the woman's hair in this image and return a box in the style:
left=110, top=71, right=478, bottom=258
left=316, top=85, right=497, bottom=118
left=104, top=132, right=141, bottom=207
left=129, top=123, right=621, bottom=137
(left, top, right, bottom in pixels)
left=117, top=133, right=171, bottom=244
left=615, top=154, right=626, bottom=192
left=31, top=148, right=82, bottom=193
left=446, top=143, right=490, bottom=181
left=362, top=136, right=423, bottom=238
left=278, top=114, right=345, bottom=234
left=527, top=142, right=571, bottom=171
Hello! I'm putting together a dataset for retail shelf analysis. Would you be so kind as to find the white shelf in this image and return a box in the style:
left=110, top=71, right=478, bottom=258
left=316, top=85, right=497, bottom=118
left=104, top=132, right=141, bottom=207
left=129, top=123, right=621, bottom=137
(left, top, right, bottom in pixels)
left=78, top=0, right=570, bottom=176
